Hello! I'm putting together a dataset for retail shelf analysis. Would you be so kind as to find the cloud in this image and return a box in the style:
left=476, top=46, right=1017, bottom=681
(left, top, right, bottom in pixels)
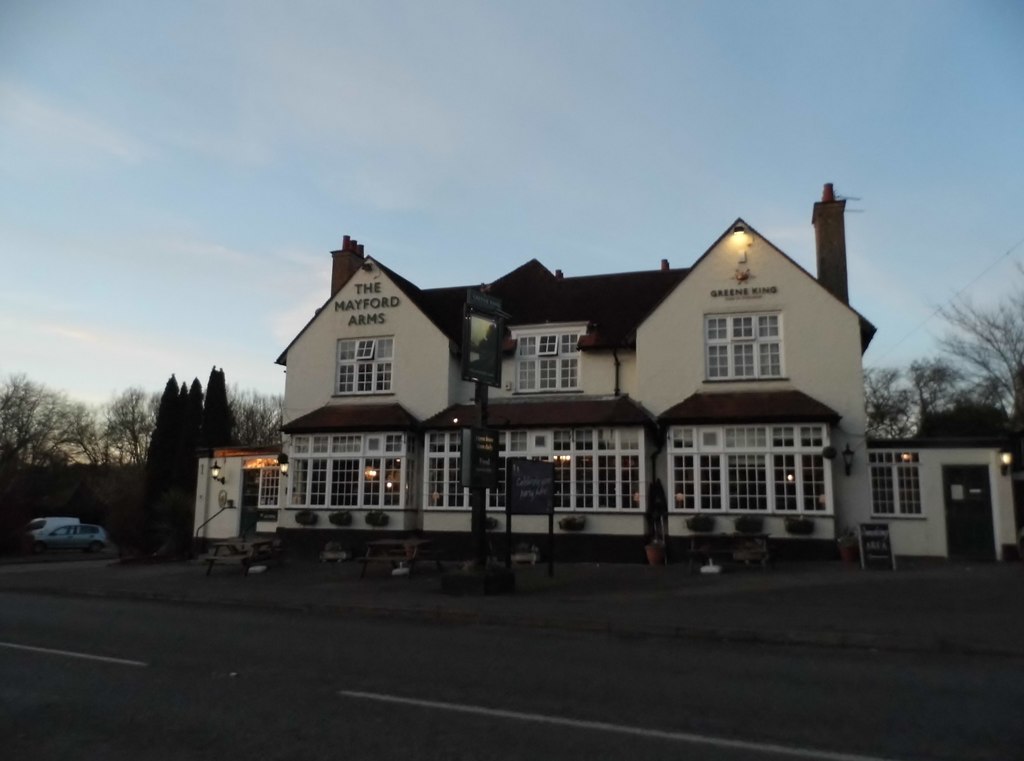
left=0, top=81, right=149, bottom=163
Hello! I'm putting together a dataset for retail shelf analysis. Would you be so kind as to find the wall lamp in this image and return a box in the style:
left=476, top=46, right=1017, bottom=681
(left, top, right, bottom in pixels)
left=278, top=453, right=289, bottom=476
left=731, top=224, right=752, bottom=262
left=1000, top=449, right=1012, bottom=476
left=842, top=444, right=854, bottom=476
left=210, top=462, right=226, bottom=484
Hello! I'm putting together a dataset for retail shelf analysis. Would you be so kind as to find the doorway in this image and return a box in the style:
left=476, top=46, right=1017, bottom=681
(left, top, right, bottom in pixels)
left=942, top=465, right=995, bottom=560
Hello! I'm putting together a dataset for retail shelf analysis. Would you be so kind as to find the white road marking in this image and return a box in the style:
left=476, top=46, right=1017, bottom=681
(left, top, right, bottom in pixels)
left=339, top=689, right=904, bottom=761
left=0, top=641, right=148, bottom=667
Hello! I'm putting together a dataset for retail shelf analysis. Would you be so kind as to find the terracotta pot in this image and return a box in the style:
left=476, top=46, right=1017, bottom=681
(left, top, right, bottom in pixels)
left=645, top=542, right=666, bottom=566
left=838, top=543, right=859, bottom=563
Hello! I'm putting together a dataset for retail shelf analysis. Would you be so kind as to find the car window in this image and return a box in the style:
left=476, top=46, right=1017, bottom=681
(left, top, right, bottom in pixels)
left=82, top=526, right=98, bottom=534
left=26, top=520, right=45, bottom=531
left=51, top=526, right=74, bottom=536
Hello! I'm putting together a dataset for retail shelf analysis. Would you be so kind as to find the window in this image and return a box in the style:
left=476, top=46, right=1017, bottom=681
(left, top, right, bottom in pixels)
left=705, top=313, right=783, bottom=380
left=258, top=467, right=280, bottom=506
left=336, top=336, right=394, bottom=394
left=424, top=427, right=645, bottom=512
left=869, top=451, right=922, bottom=516
left=288, top=433, right=408, bottom=508
left=668, top=424, right=830, bottom=514
left=515, top=329, right=581, bottom=392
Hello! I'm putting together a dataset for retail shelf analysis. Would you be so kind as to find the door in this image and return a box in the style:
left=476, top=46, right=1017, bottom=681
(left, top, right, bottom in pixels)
left=240, top=468, right=261, bottom=536
left=943, top=465, right=995, bottom=560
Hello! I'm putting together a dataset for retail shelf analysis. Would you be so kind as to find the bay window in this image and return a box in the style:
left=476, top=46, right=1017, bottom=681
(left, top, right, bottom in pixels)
left=288, top=433, right=408, bottom=508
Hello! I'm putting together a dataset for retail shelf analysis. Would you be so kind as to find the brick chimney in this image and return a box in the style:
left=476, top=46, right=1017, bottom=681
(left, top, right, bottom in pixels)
left=330, top=235, right=365, bottom=297
left=811, top=182, right=848, bottom=304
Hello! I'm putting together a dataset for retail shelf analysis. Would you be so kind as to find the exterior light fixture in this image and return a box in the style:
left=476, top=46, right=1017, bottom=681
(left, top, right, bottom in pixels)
left=211, top=462, right=226, bottom=484
left=1000, top=449, right=1012, bottom=476
left=731, top=224, right=752, bottom=263
left=842, top=444, right=854, bottom=476
left=278, top=453, right=289, bottom=476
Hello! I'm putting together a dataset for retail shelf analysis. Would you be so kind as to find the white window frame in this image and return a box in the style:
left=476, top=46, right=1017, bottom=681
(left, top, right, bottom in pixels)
left=668, top=424, right=831, bottom=514
left=704, top=312, right=783, bottom=380
left=512, top=325, right=585, bottom=393
left=423, top=426, right=645, bottom=512
left=287, top=433, right=408, bottom=509
left=869, top=451, right=922, bottom=517
left=336, top=336, right=394, bottom=395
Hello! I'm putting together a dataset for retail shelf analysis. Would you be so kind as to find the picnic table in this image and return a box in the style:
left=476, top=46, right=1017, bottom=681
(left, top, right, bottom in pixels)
left=686, top=532, right=771, bottom=572
left=358, top=538, right=443, bottom=579
left=202, top=537, right=283, bottom=576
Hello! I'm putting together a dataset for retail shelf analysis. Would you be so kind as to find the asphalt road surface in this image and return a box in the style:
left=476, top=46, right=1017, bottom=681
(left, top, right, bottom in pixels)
left=1, top=592, right=1022, bottom=761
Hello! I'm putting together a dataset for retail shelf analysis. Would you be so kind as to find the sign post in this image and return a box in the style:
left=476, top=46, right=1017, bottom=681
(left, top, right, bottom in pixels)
left=859, top=523, right=897, bottom=570
left=506, top=458, right=555, bottom=577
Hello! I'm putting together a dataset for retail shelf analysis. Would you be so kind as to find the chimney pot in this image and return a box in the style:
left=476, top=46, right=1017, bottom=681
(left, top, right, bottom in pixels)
left=660, top=259, right=669, bottom=271
left=555, top=269, right=564, bottom=280
left=822, top=183, right=834, bottom=202
left=357, top=244, right=364, bottom=256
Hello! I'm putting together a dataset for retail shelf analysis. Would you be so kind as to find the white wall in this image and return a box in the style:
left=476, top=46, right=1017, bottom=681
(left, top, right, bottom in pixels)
left=193, top=457, right=242, bottom=540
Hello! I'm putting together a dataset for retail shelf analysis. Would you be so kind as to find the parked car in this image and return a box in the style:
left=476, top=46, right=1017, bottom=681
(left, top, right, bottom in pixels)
left=24, top=516, right=80, bottom=537
left=31, top=523, right=109, bottom=553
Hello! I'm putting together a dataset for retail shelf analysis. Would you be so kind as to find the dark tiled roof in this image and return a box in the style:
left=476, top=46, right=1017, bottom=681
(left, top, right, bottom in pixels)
left=422, top=395, right=656, bottom=430
left=282, top=403, right=420, bottom=433
left=659, top=390, right=840, bottom=425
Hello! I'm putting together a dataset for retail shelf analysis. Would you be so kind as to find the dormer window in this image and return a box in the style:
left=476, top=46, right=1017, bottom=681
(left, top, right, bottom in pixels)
left=514, top=327, right=583, bottom=392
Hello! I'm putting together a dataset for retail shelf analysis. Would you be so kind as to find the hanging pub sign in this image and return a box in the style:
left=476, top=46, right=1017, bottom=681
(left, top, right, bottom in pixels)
left=460, top=289, right=504, bottom=388
left=460, top=427, right=499, bottom=489
left=859, top=522, right=896, bottom=570
left=507, top=459, right=554, bottom=515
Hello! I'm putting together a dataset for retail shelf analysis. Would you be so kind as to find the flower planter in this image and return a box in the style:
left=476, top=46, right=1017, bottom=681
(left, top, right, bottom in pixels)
left=685, top=514, right=716, bottom=533
left=733, top=515, right=764, bottom=534
left=645, top=541, right=666, bottom=565
left=328, top=510, right=353, bottom=527
left=294, top=510, right=318, bottom=526
left=558, top=515, right=586, bottom=532
left=784, top=516, right=815, bottom=536
left=838, top=542, right=860, bottom=563
left=485, top=516, right=501, bottom=531
left=364, top=510, right=390, bottom=527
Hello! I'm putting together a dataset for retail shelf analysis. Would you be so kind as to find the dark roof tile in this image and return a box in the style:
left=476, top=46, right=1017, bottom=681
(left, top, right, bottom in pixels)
left=282, top=403, right=419, bottom=433
left=659, top=390, right=840, bottom=425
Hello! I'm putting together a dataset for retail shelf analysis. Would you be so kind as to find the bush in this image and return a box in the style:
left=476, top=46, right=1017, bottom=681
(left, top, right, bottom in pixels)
left=784, top=516, right=815, bottom=535
left=558, top=514, right=586, bottom=531
left=152, top=489, right=195, bottom=557
left=294, top=510, right=318, bottom=526
left=685, top=514, right=715, bottom=533
left=733, top=515, right=764, bottom=534
left=328, top=510, right=352, bottom=527
left=365, top=510, right=389, bottom=527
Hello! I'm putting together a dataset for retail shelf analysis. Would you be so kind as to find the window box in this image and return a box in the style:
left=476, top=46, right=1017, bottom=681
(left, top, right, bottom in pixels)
left=733, top=515, right=764, bottom=534
left=685, top=514, right=716, bottom=533
left=294, top=510, right=318, bottom=526
left=558, top=514, right=586, bottom=532
left=485, top=516, right=501, bottom=531
left=365, top=510, right=390, bottom=527
left=328, top=510, right=353, bottom=527
left=784, top=515, right=815, bottom=535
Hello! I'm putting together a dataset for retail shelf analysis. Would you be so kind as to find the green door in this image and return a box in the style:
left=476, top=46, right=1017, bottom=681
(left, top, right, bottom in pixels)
left=942, top=465, right=995, bottom=560
left=240, top=469, right=261, bottom=536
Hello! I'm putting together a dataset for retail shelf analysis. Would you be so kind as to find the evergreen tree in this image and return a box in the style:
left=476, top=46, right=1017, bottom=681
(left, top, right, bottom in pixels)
left=201, top=367, right=233, bottom=448
left=143, top=376, right=183, bottom=550
left=173, top=379, right=203, bottom=494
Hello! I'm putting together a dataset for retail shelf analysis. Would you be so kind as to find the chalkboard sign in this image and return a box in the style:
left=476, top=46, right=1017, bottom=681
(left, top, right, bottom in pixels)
left=507, top=459, right=554, bottom=515
left=859, top=523, right=896, bottom=570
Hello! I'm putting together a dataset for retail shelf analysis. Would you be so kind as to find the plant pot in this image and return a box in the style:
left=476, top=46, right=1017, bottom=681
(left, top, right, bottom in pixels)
left=294, top=510, right=318, bottom=526
left=645, top=542, right=665, bottom=565
left=558, top=515, right=586, bottom=532
left=784, top=516, right=814, bottom=536
left=328, top=510, right=352, bottom=527
left=838, top=543, right=859, bottom=563
left=685, top=514, right=715, bottom=533
left=733, top=515, right=764, bottom=534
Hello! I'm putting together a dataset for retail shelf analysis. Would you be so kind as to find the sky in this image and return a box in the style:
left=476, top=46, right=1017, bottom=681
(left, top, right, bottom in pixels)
left=2, top=0, right=1022, bottom=406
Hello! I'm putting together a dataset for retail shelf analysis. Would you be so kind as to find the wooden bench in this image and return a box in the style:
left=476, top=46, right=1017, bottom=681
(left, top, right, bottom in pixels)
left=686, top=533, right=771, bottom=572
left=202, top=538, right=283, bottom=576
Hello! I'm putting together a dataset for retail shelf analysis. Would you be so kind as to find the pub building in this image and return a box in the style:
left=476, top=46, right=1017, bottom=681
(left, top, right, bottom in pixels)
left=194, top=185, right=1020, bottom=563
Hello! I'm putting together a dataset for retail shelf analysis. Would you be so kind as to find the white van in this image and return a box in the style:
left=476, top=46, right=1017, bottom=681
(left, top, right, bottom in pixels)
left=24, top=516, right=81, bottom=539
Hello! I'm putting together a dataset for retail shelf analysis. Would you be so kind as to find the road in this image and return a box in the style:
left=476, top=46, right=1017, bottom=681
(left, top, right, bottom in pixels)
left=2, top=591, right=1022, bottom=761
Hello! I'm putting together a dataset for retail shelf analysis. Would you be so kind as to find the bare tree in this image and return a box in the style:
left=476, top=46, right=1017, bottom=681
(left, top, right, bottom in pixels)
left=940, top=283, right=1024, bottom=424
left=103, top=387, right=157, bottom=465
left=864, top=367, right=916, bottom=438
left=0, top=374, right=73, bottom=468
left=62, top=401, right=109, bottom=465
left=228, top=386, right=283, bottom=447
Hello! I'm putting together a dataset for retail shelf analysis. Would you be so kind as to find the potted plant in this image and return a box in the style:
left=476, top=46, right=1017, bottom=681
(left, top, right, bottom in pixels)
left=485, top=515, right=501, bottom=531
left=558, top=514, right=586, bottom=531
left=733, top=515, right=764, bottom=534
left=328, top=510, right=353, bottom=527
left=365, top=510, right=390, bottom=527
left=784, top=515, right=814, bottom=536
left=685, top=514, right=716, bottom=533
left=837, top=527, right=860, bottom=563
left=294, top=509, right=318, bottom=526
